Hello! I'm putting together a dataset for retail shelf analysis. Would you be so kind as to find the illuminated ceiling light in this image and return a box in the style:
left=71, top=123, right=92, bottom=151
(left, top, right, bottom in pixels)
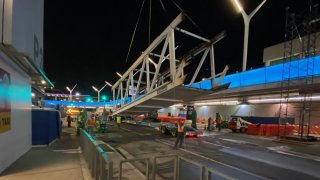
left=170, top=103, right=183, bottom=108
left=194, top=101, right=239, bottom=106
left=248, top=96, right=320, bottom=103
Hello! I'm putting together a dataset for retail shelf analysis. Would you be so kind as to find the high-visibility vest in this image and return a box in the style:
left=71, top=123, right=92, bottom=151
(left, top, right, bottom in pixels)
left=88, top=119, right=95, bottom=126
left=116, top=116, right=121, bottom=123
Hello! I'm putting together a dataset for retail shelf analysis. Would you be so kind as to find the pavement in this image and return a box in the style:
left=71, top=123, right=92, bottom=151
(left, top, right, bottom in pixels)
left=0, top=122, right=145, bottom=180
left=0, top=122, right=92, bottom=180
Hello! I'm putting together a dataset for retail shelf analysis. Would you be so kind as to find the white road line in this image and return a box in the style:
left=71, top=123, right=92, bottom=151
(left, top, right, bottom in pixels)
left=219, top=138, right=250, bottom=144
left=202, top=140, right=230, bottom=148
left=268, top=147, right=320, bottom=162
left=156, top=139, right=268, bottom=180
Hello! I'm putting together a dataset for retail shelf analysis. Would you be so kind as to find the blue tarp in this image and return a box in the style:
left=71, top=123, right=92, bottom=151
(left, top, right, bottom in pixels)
left=32, top=110, right=61, bottom=145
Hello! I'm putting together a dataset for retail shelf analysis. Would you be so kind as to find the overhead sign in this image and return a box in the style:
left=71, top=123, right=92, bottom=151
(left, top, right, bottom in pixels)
left=129, top=86, right=137, bottom=96
left=0, top=68, right=11, bottom=133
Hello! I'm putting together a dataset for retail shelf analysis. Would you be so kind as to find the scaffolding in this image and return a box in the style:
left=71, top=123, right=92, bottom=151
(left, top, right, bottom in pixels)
left=279, top=0, right=319, bottom=140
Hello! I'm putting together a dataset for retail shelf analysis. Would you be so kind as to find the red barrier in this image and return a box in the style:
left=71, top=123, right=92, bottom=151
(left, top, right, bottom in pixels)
left=247, top=124, right=258, bottom=135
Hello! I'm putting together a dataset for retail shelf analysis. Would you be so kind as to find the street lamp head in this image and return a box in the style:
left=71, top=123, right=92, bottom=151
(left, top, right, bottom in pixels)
left=116, top=72, right=123, bottom=78
left=105, top=81, right=112, bottom=87
left=66, top=86, right=71, bottom=92
left=92, top=86, right=99, bottom=92
left=233, top=0, right=243, bottom=12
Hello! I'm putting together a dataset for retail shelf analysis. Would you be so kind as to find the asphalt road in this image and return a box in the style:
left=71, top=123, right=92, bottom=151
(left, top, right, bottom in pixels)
left=93, top=122, right=320, bottom=180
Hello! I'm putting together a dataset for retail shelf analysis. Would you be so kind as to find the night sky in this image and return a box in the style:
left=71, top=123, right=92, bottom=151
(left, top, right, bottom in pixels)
left=43, top=0, right=310, bottom=98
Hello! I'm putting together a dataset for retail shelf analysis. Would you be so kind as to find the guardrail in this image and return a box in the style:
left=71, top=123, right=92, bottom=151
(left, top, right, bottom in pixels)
left=80, top=129, right=233, bottom=180
left=79, top=129, right=113, bottom=180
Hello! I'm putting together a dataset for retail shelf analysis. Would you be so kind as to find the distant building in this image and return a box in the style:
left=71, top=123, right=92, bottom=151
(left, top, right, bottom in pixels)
left=263, top=32, right=320, bottom=66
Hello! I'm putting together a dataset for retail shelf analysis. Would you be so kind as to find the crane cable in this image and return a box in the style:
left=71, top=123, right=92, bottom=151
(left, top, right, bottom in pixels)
left=124, top=0, right=146, bottom=71
left=149, top=0, right=152, bottom=45
left=168, top=0, right=206, bottom=36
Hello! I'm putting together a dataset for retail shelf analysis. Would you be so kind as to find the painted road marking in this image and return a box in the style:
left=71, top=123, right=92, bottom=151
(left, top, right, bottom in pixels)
left=156, top=139, right=269, bottom=180
left=219, top=138, right=251, bottom=144
left=202, top=140, right=230, bottom=148
left=268, top=146, right=320, bottom=162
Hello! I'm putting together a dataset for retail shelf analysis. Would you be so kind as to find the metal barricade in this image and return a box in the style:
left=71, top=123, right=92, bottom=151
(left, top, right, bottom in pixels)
left=152, top=154, right=178, bottom=180
left=80, top=129, right=234, bottom=180
left=177, top=156, right=204, bottom=180
left=79, top=129, right=113, bottom=180
left=119, top=158, right=150, bottom=180
left=206, top=168, right=235, bottom=180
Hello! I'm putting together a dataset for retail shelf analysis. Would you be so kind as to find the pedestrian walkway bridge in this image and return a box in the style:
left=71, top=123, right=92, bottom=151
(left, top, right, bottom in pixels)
left=111, top=13, right=230, bottom=115
left=43, top=55, right=320, bottom=112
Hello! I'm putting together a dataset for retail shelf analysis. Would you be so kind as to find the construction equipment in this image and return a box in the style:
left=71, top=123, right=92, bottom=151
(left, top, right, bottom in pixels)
left=228, top=116, right=252, bottom=133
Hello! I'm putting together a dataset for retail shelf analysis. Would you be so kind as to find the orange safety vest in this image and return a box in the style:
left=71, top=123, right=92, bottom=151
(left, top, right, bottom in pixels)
left=88, top=119, right=95, bottom=126
left=177, top=123, right=184, bottom=132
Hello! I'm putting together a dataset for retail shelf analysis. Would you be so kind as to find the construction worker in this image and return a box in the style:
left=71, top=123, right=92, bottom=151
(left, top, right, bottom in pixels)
left=116, top=114, right=121, bottom=129
left=174, top=119, right=185, bottom=149
left=108, top=109, right=113, bottom=121
left=87, top=115, right=95, bottom=134
left=216, top=112, right=222, bottom=131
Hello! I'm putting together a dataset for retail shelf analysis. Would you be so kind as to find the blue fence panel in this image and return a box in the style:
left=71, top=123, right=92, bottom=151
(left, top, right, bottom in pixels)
left=32, top=110, right=61, bottom=145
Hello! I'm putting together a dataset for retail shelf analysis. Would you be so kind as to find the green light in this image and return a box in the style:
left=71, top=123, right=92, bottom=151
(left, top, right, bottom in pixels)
left=86, top=97, right=92, bottom=102
left=102, top=95, right=107, bottom=101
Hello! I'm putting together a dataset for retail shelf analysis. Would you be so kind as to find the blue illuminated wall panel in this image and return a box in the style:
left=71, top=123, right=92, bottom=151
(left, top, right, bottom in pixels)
left=191, top=56, right=320, bottom=90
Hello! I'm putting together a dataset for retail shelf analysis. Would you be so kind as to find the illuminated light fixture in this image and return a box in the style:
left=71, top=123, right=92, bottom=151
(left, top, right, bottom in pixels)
left=105, top=81, right=112, bottom=87
left=195, top=100, right=239, bottom=106
left=31, top=93, right=35, bottom=97
left=248, top=96, right=320, bottom=103
left=231, top=0, right=267, bottom=71
left=92, top=86, right=99, bottom=92
left=66, top=84, right=77, bottom=101
left=116, top=72, right=123, bottom=78
left=170, top=103, right=183, bottom=108
left=75, top=92, right=80, bottom=96
left=101, top=95, right=107, bottom=101
left=92, top=83, right=109, bottom=102
left=233, top=0, right=243, bottom=12
left=41, top=80, right=46, bottom=84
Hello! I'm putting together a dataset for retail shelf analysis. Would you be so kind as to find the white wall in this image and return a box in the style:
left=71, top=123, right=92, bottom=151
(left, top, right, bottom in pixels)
left=0, top=0, right=40, bottom=173
left=0, top=51, right=31, bottom=173
left=0, top=0, right=44, bottom=69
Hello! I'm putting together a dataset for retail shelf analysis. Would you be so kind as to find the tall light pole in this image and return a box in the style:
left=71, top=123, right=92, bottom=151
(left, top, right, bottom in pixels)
left=66, top=84, right=77, bottom=101
left=92, top=82, right=110, bottom=102
left=232, top=0, right=267, bottom=71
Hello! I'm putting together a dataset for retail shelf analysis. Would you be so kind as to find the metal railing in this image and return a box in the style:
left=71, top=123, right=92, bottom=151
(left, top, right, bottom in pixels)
left=119, top=158, right=150, bottom=180
left=80, top=129, right=234, bottom=180
left=79, top=129, right=113, bottom=180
